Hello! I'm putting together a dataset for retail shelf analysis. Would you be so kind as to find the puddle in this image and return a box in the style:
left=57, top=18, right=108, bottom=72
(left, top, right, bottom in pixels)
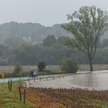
left=71, top=72, right=108, bottom=90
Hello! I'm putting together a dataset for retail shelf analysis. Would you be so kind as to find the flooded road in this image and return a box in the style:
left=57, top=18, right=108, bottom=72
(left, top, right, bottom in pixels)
left=71, top=71, right=108, bottom=90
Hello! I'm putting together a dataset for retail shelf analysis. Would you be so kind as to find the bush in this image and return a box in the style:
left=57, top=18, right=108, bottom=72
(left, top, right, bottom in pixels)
left=4, top=72, right=30, bottom=78
left=0, top=74, right=2, bottom=78
left=14, top=63, right=23, bottom=73
left=60, top=58, right=79, bottom=73
left=105, top=66, right=108, bottom=70
left=37, top=61, right=47, bottom=72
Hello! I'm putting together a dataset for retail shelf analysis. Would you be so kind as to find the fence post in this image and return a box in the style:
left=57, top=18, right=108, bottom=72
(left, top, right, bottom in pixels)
left=24, top=89, right=26, bottom=104
left=40, top=77, right=41, bottom=81
left=10, top=79, right=12, bottom=92
left=8, top=80, right=9, bottom=90
left=19, top=79, right=20, bottom=84
left=8, top=80, right=11, bottom=92
left=34, top=77, right=35, bottom=82
left=19, top=86, right=21, bottom=101
left=28, top=78, right=29, bottom=83
left=53, top=77, right=54, bottom=80
left=46, top=77, right=47, bottom=80
left=59, top=76, right=60, bottom=79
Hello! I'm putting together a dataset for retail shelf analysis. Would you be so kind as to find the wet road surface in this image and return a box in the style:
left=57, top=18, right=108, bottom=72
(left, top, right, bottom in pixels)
left=71, top=70, right=108, bottom=90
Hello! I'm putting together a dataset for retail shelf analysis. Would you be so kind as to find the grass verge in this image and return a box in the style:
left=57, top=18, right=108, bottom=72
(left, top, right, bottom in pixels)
left=0, top=80, right=36, bottom=108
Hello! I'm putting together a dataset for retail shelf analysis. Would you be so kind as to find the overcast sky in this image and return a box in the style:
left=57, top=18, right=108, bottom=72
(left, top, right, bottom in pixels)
left=0, top=0, right=108, bottom=27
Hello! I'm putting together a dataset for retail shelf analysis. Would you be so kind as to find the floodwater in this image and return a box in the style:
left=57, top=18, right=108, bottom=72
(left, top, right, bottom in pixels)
left=71, top=71, right=108, bottom=90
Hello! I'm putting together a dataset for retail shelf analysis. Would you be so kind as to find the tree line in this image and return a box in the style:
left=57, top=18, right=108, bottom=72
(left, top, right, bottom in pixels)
left=0, top=21, right=72, bottom=43
left=0, top=5, right=108, bottom=72
left=0, top=35, right=108, bottom=66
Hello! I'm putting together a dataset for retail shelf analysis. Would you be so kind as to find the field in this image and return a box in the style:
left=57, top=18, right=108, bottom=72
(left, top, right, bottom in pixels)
left=0, top=64, right=108, bottom=73
left=18, top=86, right=108, bottom=108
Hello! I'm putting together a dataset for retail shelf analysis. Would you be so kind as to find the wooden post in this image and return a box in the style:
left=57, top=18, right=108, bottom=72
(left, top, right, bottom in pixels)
left=19, top=87, right=21, bottom=101
left=8, top=80, right=9, bottom=90
left=28, top=78, right=29, bottom=83
left=34, top=77, right=35, bottom=82
left=9, top=80, right=11, bottom=92
left=40, top=77, right=41, bottom=81
left=53, top=77, right=54, bottom=80
left=19, top=79, right=20, bottom=84
left=24, top=89, right=26, bottom=104
left=59, top=76, right=60, bottom=79
left=10, top=79, right=12, bottom=92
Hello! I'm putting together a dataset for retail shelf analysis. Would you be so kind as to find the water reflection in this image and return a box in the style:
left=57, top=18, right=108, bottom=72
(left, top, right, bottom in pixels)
left=71, top=72, right=108, bottom=90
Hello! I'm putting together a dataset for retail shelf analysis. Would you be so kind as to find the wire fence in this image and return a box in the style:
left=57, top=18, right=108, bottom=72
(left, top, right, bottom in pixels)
left=7, top=75, right=64, bottom=104
left=5, top=71, right=108, bottom=105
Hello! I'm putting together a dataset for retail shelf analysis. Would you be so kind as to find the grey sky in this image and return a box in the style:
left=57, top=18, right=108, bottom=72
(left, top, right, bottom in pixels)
left=0, top=0, right=108, bottom=26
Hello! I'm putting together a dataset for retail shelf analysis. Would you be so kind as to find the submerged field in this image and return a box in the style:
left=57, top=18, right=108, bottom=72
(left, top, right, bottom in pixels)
left=0, top=64, right=107, bottom=73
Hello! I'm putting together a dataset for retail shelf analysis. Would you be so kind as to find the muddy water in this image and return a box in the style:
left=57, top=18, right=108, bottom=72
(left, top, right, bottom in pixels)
left=71, top=72, right=108, bottom=90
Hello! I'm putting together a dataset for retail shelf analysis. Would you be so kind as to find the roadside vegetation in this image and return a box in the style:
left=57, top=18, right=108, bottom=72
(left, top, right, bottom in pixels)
left=0, top=81, right=36, bottom=108
left=1, top=71, right=70, bottom=78
left=60, top=58, right=79, bottom=73
left=0, top=60, right=78, bottom=78
left=1, top=63, right=108, bottom=78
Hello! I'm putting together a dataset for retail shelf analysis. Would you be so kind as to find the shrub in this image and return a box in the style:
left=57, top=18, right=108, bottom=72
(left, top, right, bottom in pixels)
left=37, top=61, right=47, bottom=72
left=14, top=63, right=23, bottom=73
left=105, top=66, right=108, bottom=70
left=0, top=74, right=2, bottom=78
left=60, top=58, right=79, bottom=73
left=4, top=72, right=30, bottom=78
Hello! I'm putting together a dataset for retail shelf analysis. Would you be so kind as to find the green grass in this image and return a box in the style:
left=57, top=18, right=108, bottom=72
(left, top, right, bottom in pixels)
left=0, top=81, right=36, bottom=108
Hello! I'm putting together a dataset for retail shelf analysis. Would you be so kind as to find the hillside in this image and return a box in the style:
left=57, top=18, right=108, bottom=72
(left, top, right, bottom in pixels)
left=0, top=21, right=108, bottom=44
left=0, top=21, right=72, bottom=43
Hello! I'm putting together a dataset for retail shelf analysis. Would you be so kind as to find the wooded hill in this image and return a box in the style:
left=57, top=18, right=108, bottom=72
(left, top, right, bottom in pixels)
left=0, top=21, right=108, bottom=44
left=0, top=21, right=72, bottom=43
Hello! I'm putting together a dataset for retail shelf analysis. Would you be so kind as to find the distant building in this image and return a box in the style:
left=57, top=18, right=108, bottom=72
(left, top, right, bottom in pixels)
left=32, top=41, right=43, bottom=45
left=23, top=37, right=28, bottom=41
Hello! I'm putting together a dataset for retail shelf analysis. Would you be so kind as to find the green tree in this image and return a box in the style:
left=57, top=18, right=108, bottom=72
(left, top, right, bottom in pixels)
left=60, top=58, right=79, bottom=73
left=102, top=39, right=108, bottom=48
left=42, top=35, right=57, bottom=46
left=37, top=61, right=47, bottom=71
left=61, top=6, right=108, bottom=71
left=14, top=63, right=23, bottom=73
left=4, top=36, right=23, bottom=47
left=57, top=36, right=69, bottom=44
left=0, top=44, right=8, bottom=57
